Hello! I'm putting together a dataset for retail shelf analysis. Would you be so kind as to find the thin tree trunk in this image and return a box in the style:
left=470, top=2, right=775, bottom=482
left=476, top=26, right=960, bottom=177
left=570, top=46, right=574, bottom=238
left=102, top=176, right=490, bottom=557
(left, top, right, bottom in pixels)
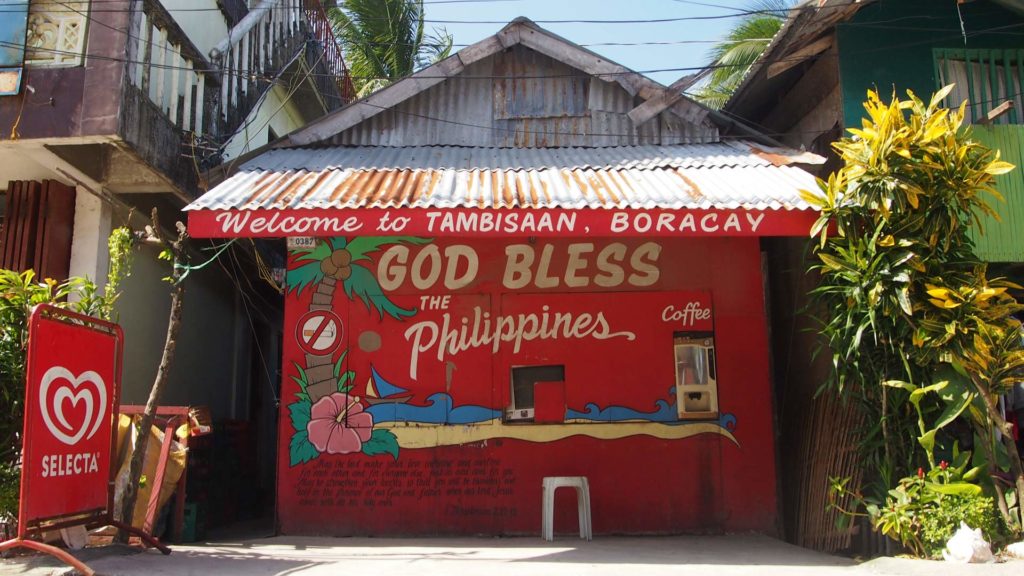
left=998, top=431, right=1024, bottom=530
left=115, top=281, right=185, bottom=541
left=969, top=376, right=1024, bottom=531
left=116, top=211, right=188, bottom=543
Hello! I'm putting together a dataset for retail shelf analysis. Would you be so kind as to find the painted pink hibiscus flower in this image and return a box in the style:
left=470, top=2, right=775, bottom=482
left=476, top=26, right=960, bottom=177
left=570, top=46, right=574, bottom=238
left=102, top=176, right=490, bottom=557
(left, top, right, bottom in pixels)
left=306, top=393, right=373, bottom=454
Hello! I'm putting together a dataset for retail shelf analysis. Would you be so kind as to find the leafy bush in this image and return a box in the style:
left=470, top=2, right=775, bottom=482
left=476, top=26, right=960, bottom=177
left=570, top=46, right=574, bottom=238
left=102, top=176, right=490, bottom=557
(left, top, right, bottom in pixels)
left=0, top=229, right=134, bottom=466
left=0, top=464, right=18, bottom=522
left=920, top=494, right=1005, bottom=557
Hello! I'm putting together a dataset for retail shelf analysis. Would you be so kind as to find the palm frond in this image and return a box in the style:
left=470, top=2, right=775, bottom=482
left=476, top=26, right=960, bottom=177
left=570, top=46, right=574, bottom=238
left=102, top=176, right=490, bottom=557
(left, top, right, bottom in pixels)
left=287, top=262, right=325, bottom=295
left=328, top=0, right=453, bottom=96
left=344, top=263, right=417, bottom=320
left=695, top=0, right=793, bottom=109
left=347, top=236, right=432, bottom=262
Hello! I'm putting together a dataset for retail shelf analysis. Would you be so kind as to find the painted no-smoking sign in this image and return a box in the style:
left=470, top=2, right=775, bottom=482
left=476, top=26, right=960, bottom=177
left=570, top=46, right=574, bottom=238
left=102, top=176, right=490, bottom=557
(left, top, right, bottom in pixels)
left=296, top=309, right=344, bottom=356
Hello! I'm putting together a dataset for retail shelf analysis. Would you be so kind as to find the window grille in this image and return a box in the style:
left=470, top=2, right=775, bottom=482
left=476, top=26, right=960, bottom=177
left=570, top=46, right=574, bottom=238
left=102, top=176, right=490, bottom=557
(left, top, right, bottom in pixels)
left=934, top=48, right=1024, bottom=125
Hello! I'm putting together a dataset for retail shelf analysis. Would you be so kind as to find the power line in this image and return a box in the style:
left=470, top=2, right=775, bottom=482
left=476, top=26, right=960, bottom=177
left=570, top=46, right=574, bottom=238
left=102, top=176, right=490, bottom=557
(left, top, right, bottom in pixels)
left=0, top=38, right=802, bottom=78
left=0, top=1, right=868, bottom=22
left=5, top=10, right=1023, bottom=148
left=9, top=15, right=1024, bottom=83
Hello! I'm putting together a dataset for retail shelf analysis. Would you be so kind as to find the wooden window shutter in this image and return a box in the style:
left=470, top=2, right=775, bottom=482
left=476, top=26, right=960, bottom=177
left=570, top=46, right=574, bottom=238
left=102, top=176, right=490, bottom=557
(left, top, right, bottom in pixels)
left=1, top=180, right=76, bottom=280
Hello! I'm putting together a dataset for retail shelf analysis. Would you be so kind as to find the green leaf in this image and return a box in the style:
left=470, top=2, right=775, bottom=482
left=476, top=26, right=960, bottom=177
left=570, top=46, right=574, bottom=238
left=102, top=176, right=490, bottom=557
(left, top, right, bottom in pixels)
left=799, top=188, right=827, bottom=209
left=289, top=430, right=320, bottom=466
left=287, top=262, right=326, bottom=295
left=918, top=429, right=936, bottom=454
left=294, top=240, right=332, bottom=263
left=819, top=253, right=856, bottom=273
left=933, top=388, right=972, bottom=431
left=908, top=381, right=948, bottom=406
left=292, top=361, right=309, bottom=393
left=925, top=482, right=981, bottom=496
left=346, top=236, right=431, bottom=262
left=883, top=380, right=917, bottom=393
left=339, top=370, right=356, bottom=392
left=344, top=263, right=417, bottom=320
left=834, top=514, right=851, bottom=531
left=361, top=428, right=400, bottom=460
left=897, top=287, right=913, bottom=315
left=962, top=465, right=985, bottom=482
left=929, top=84, right=955, bottom=108
left=333, top=349, right=349, bottom=380
left=289, top=398, right=313, bottom=433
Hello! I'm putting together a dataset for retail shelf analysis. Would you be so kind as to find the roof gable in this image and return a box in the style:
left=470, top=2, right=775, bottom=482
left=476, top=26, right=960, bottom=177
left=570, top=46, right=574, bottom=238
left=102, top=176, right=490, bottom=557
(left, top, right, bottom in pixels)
left=284, top=18, right=716, bottom=148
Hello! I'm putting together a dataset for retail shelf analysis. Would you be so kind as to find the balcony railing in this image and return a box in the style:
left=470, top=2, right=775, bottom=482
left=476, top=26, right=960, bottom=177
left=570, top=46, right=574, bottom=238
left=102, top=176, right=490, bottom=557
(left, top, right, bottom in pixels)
left=209, top=0, right=306, bottom=131
left=126, top=0, right=223, bottom=139
left=303, top=0, right=356, bottom=101
left=122, top=0, right=351, bottom=164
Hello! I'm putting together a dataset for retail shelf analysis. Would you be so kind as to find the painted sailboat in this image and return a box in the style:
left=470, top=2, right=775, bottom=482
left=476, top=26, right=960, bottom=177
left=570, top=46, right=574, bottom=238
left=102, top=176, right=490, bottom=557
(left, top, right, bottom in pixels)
left=364, top=365, right=414, bottom=405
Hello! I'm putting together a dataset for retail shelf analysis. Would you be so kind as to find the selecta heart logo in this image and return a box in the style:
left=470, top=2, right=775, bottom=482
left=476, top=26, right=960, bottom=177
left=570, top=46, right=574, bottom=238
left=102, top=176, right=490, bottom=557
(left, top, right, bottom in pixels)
left=38, top=366, right=107, bottom=446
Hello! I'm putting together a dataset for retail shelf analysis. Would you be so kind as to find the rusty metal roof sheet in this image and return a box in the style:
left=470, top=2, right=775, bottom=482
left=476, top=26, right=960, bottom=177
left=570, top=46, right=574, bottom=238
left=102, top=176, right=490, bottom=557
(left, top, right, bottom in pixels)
left=188, top=142, right=822, bottom=212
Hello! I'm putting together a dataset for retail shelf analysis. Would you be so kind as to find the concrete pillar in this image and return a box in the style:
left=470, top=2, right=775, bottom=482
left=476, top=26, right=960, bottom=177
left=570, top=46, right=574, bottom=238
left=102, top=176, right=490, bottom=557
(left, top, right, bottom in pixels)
left=68, top=186, right=113, bottom=287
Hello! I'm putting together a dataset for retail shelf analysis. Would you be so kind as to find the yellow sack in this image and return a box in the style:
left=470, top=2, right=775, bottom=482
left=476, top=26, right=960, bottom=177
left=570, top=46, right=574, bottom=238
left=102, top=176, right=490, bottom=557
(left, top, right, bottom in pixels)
left=113, top=414, right=187, bottom=529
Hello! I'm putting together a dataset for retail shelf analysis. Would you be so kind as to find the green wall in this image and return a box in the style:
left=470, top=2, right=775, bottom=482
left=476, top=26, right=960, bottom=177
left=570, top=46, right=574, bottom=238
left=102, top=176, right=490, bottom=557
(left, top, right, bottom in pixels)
left=969, top=125, right=1024, bottom=262
left=837, top=0, right=1024, bottom=262
left=838, top=0, right=1024, bottom=127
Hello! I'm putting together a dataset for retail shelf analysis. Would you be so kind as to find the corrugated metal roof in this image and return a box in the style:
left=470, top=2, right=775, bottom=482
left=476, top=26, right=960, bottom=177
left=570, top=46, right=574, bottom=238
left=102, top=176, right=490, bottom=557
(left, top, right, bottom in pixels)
left=188, top=143, right=822, bottom=212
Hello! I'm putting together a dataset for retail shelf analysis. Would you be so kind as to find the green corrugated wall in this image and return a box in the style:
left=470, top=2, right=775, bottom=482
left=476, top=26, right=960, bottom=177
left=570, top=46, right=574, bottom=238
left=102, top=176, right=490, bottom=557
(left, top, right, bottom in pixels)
left=969, top=125, right=1024, bottom=263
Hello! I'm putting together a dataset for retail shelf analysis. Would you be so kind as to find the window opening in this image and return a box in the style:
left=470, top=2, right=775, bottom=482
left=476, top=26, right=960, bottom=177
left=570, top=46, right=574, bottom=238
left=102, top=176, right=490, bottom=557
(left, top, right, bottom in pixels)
left=507, top=364, right=564, bottom=422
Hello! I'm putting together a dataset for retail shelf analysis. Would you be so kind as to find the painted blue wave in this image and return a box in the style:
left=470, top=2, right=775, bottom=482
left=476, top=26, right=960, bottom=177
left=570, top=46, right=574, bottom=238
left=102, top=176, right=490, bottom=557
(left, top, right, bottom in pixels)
left=566, top=400, right=678, bottom=422
left=565, top=402, right=736, bottom=431
left=366, top=392, right=500, bottom=425
left=720, top=413, right=737, bottom=430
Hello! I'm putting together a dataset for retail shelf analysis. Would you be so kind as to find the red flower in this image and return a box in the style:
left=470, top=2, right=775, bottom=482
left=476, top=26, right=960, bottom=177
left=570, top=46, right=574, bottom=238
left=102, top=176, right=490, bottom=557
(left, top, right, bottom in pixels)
left=917, top=467, right=924, bottom=478
left=307, top=393, right=373, bottom=454
left=940, top=460, right=948, bottom=470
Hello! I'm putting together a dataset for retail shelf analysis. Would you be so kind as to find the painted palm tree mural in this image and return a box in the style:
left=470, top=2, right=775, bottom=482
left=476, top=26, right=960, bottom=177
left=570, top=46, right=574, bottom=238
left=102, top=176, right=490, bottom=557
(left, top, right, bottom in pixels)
left=286, top=236, right=428, bottom=465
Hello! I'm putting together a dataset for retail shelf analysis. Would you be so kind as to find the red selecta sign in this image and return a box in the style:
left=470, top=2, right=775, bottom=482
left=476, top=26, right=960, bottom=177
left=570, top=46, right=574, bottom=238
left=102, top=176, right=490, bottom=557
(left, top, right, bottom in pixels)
left=19, top=305, right=122, bottom=532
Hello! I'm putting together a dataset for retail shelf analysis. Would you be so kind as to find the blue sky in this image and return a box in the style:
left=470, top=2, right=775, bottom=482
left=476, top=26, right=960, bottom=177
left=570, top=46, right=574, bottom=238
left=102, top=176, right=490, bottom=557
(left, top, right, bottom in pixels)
left=424, top=0, right=762, bottom=85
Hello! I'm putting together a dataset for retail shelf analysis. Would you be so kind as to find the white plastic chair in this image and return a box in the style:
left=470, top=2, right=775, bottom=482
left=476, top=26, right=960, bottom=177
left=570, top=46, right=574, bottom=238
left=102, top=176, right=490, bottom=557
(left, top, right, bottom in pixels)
left=541, top=476, right=592, bottom=541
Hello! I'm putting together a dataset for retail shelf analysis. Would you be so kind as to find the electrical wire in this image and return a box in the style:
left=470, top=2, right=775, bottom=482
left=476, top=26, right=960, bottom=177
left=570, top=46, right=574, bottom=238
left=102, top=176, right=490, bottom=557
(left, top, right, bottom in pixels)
left=219, top=245, right=282, bottom=408
left=6, top=4, right=1023, bottom=151
left=7, top=15, right=1023, bottom=82
left=0, top=0, right=995, bottom=21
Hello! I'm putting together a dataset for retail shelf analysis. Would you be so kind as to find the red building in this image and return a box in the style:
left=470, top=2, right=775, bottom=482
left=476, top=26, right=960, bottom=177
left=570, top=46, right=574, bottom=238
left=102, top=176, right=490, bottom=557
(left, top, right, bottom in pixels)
left=186, top=19, right=821, bottom=536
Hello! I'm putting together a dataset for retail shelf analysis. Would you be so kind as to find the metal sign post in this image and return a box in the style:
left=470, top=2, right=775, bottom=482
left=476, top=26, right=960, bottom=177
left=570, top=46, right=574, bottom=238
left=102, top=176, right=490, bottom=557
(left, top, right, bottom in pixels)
left=0, top=305, right=170, bottom=575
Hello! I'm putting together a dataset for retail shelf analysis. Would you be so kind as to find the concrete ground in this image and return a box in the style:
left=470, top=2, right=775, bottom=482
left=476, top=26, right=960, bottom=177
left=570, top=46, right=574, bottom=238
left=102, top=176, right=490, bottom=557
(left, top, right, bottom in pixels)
left=1, top=533, right=1022, bottom=576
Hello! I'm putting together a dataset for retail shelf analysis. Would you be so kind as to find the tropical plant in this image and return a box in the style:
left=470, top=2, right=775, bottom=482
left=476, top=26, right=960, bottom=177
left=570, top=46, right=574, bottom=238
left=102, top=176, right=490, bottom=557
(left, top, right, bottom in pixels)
left=0, top=230, right=134, bottom=465
left=0, top=463, right=19, bottom=526
left=920, top=493, right=1005, bottom=557
left=830, top=382, right=992, bottom=556
left=694, top=0, right=792, bottom=109
left=327, top=0, right=453, bottom=97
left=0, top=228, right=134, bottom=526
left=807, top=86, right=1024, bottom=543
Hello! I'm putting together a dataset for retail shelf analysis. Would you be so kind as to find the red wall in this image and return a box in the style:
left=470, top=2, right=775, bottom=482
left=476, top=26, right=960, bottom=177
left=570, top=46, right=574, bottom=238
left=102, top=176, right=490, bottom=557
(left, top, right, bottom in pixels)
left=279, top=236, right=777, bottom=535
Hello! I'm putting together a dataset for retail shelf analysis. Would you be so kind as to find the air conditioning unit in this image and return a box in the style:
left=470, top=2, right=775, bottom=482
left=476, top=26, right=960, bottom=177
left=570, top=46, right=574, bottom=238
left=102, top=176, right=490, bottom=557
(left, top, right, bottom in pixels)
left=505, top=407, right=535, bottom=422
